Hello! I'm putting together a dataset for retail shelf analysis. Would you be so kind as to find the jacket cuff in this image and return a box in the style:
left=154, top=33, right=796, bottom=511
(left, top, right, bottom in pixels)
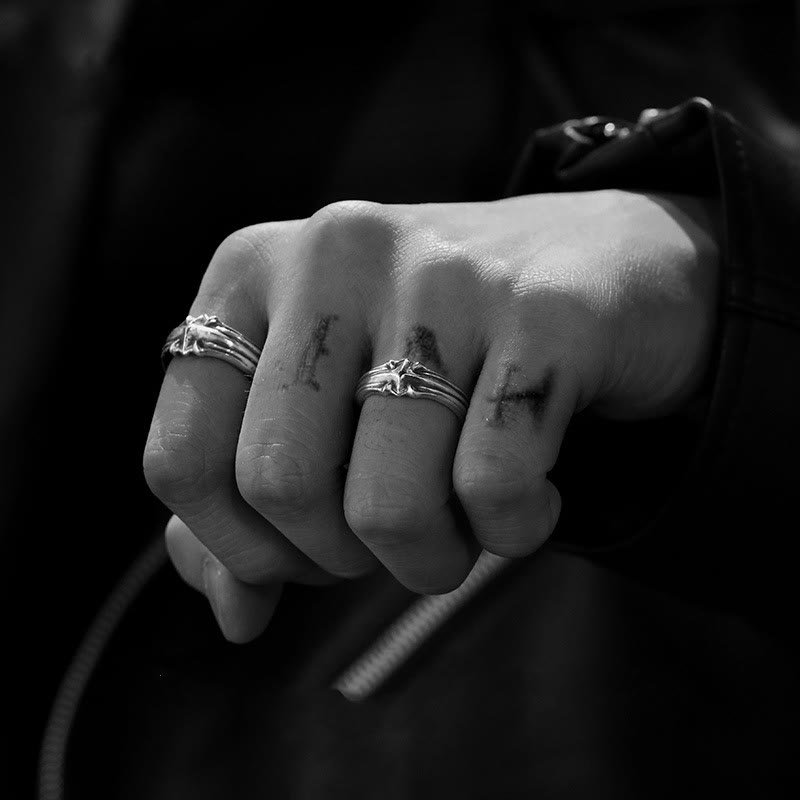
left=507, top=98, right=800, bottom=626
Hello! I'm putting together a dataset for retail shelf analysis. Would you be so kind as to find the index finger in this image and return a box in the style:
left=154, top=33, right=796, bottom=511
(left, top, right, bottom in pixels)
left=143, top=231, right=330, bottom=586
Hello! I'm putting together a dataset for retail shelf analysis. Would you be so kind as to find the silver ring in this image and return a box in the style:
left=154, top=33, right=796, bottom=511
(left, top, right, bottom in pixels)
left=161, top=314, right=262, bottom=378
left=355, top=358, right=469, bottom=422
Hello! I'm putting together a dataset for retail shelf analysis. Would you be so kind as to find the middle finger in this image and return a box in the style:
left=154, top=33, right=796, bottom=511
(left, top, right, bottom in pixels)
left=344, top=322, right=480, bottom=594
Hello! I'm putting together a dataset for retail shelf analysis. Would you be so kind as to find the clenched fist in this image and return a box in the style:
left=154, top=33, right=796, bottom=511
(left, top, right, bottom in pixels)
left=143, top=190, right=718, bottom=642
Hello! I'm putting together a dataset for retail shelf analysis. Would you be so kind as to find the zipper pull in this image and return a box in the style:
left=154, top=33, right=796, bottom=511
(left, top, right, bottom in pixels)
left=563, top=115, right=632, bottom=146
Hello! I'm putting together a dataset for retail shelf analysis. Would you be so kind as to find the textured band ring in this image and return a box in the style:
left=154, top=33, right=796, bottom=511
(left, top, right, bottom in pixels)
left=355, top=358, right=469, bottom=422
left=161, top=314, right=262, bottom=378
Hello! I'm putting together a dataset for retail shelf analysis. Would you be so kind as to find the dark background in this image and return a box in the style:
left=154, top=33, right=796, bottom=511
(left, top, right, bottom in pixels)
left=3, top=1, right=800, bottom=797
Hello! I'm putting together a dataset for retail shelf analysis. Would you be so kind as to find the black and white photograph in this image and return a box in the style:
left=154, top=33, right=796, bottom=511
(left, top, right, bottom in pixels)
left=2, top=1, right=799, bottom=797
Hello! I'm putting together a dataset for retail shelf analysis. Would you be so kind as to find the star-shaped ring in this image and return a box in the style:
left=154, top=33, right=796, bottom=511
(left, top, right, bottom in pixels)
left=161, top=314, right=262, bottom=378
left=354, top=358, right=469, bottom=422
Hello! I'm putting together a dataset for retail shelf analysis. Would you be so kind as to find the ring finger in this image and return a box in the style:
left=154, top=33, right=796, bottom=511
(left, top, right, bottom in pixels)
left=453, top=338, right=580, bottom=558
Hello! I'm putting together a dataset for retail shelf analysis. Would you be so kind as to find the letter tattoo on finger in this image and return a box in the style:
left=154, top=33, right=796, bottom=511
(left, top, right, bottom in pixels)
left=487, top=364, right=556, bottom=426
left=405, top=324, right=445, bottom=373
left=285, top=314, right=339, bottom=391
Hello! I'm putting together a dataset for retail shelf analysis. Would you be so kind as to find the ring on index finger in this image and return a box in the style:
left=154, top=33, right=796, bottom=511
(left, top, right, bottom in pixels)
left=161, top=314, right=262, bottom=378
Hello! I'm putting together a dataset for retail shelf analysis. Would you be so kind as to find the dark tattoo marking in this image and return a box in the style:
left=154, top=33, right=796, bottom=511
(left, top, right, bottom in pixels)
left=487, top=365, right=556, bottom=426
left=280, top=314, right=338, bottom=391
left=404, top=324, right=445, bottom=373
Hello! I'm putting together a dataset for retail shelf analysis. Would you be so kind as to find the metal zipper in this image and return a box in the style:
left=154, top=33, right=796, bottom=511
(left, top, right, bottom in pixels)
left=38, top=538, right=513, bottom=800
left=562, top=116, right=632, bottom=145
left=331, top=550, right=512, bottom=701
left=38, top=535, right=168, bottom=800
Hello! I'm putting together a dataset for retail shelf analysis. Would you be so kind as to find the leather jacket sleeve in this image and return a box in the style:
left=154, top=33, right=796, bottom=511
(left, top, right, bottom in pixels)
left=506, top=97, right=800, bottom=640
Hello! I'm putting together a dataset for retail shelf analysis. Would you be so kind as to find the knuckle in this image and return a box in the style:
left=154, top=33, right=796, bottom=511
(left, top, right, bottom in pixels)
left=309, top=199, right=388, bottom=231
left=235, top=444, right=315, bottom=519
left=143, top=427, right=212, bottom=506
left=302, top=200, right=399, bottom=268
left=211, top=224, right=283, bottom=272
left=344, top=482, right=429, bottom=548
left=200, top=223, right=286, bottom=304
left=453, top=450, right=533, bottom=511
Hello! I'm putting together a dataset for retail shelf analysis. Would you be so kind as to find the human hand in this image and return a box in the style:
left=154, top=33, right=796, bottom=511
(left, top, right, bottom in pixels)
left=143, top=190, right=719, bottom=642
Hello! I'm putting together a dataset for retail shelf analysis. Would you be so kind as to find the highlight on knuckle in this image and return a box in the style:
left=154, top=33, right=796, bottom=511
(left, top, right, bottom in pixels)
left=308, top=199, right=387, bottom=234
left=235, top=444, right=314, bottom=519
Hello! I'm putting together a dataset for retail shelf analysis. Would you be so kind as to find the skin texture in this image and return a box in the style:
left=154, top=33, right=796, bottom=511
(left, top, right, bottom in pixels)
left=143, top=190, right=719, bottom=642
